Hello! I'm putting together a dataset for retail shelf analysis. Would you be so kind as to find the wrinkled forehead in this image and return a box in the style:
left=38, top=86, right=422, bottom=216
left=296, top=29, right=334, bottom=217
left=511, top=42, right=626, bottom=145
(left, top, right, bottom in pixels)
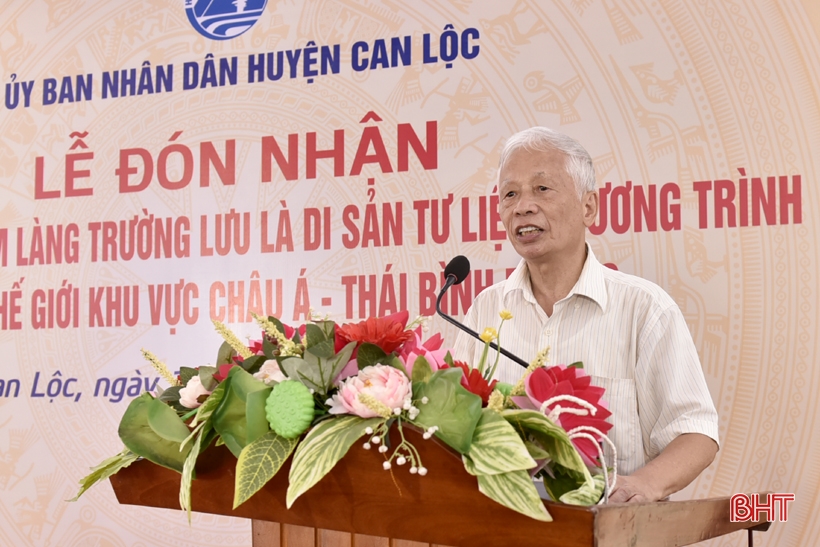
left=496, top=146, right=570, bottom=190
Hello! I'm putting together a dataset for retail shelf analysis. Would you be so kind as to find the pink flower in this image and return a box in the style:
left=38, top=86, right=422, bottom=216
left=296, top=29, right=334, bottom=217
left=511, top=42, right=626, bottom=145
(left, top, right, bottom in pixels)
left=327, top=365, right=411, bottom=418
left=513, top=365, right=612, bottom=466
left=398, top=329, right=449, bottom=377
left=253, top=359, right=287, bottom=385
left=179, top=376, right=212, bottom=409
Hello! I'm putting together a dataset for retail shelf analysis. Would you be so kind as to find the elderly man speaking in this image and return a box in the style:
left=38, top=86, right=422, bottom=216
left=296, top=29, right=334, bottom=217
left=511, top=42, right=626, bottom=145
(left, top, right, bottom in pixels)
left=453, top=127, right=719, bottom=503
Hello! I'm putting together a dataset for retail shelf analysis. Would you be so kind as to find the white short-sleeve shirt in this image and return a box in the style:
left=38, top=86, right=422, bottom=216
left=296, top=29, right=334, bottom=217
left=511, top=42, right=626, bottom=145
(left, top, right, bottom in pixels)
left=453, top=246, right=720, bottom=475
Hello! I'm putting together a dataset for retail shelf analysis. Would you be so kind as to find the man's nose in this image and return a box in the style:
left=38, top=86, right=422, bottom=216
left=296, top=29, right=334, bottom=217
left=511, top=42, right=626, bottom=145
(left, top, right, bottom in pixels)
left=514, top=192, right=538, bottom=215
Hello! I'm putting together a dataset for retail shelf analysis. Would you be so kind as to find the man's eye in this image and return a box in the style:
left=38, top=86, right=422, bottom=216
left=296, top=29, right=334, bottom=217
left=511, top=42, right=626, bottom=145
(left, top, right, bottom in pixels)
left=538, top=185, right=549, bottom=191
left=505, top=191, right=515, bottom=198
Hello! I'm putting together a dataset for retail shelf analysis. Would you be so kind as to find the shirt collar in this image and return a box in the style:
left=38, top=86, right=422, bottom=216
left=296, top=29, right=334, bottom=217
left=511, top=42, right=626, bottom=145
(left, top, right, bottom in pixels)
left=503, top=243, right=608, bottom=312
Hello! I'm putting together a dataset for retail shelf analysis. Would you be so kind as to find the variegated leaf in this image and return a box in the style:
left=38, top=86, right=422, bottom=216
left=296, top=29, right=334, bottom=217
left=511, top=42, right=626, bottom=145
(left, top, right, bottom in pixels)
left=502, top=409, right=593, bottom=487
left=234, top=431, right=298, bottom=508
left=465, top=409, right=536, bottom=476
left=559, top=473, right=606, bottom=506
left=477, top=469, right=552, bottom=522
left=286, top=415, right=384, bottom=508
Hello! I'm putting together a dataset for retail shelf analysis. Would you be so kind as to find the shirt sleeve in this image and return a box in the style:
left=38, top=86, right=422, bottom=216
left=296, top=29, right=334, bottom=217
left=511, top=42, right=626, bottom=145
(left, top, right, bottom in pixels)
left=635, top=304, right=721, bottom=460
left=452, top=297, right=482, bottom=365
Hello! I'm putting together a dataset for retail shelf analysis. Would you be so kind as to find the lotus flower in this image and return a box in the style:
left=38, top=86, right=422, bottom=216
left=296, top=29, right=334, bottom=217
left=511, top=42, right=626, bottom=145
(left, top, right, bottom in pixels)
left=327, top=365, right=411, bottom=418
left=513, top=365, right=612, bottom=466
left=253, top=359, right=287, bottom=385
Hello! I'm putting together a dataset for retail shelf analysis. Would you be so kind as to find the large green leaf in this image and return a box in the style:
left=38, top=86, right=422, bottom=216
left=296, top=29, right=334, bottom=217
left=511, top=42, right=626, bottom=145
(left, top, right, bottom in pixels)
left=559, top=473, right=606, bottom=506
left=234, top=431, right=298, bottom=508
left=118, top=393, right=191, bottom=472
left=216, top=340, right=237, bottom=365
left=477, top=469, right=552, bottom=522
left=212, top=367, right=271, bottom=457
left=463, top=409, right=536, bottom=476
left=305, top=323, right=335, bottom=358
left=245, top=388, right=272, bottom=445
left=501, top=409, right=593, bottom=487
left=287, top=415, right=384, bottom=508
left=70, top=448, right=138, bottom=501
left=146, top=397, right=191, bottom=444
left=411, top=368, right=482, bottom=454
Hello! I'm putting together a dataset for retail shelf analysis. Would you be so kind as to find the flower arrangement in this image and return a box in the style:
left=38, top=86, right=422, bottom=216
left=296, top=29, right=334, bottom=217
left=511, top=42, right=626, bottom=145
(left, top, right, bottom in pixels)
left=73, top=310, right=615, bottom=522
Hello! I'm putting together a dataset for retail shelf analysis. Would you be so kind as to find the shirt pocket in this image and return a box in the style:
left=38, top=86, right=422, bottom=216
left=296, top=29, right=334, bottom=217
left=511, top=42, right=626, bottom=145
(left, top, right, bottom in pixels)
left=588, top=375, right=644, bottom=475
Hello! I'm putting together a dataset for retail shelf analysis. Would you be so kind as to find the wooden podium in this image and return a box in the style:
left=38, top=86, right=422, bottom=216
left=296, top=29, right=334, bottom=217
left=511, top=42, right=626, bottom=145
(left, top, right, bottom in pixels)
left=110, top=426, right=769, bottom=547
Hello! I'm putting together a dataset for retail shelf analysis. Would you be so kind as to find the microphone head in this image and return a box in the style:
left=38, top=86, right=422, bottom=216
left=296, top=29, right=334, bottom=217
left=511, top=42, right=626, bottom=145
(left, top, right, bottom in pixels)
left=444, top=255, right=471, bottom=285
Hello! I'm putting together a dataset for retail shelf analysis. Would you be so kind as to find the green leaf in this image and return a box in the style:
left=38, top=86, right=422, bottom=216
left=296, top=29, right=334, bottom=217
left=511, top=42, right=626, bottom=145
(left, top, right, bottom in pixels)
left=211, top=368, right=271, bottom=458
left=411, top=355, right=433, bottom=383
left=559, top=473, right=606, bottom=506
left=233, top=431, right=298, bottom=508
left=568, top=361, right=584, bottom=369
left=278, top=341, right=355, bottom=395
left=179, top=367, right=198, bottom=386
left=158, top=385, right=182, bottom=403
left=305, top=324, right=335, bottom=358
left=411, top=368, right=482, bottom=454
left=443, top=350, right=454, bottom=366
left=216, top=340, right=236, bottom=365
left=199, top=366, right=218, bottom=391
left=240, top=355, right=267, bottom=374
left=191, top=380, right=227, bottom=427
left=355, top=343, right=388, bottom=369
left=287, top=415, right=384, bottom=508
left=477, top=470, right=552, bottom=522
left=146, top=397, right=191, bottom=443
left=245, top=388, right=272, bottom=445
left=69, top=448, right=138, bottom=502
left=262, top=336, right=277, bottom=358
left=180, top=422, right=210, bottom=522
left=525, top=441, right=550, bottom=461
left=388, top=355, right=409, bottom=377
left=118, top=393, right=191, bottom=472
left=501, top=409, right=593, bottom=488
left=464, top=409, right=536, bottom=475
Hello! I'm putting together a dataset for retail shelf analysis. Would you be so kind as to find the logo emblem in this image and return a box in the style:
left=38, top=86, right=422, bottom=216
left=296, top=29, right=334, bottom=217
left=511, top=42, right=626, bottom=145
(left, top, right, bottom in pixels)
left=185, top=0, right=268, bottom=41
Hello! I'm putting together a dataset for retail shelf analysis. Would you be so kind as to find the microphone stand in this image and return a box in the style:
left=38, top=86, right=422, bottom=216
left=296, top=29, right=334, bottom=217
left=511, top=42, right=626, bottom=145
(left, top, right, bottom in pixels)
left=436, top=275, right=530, bottom=369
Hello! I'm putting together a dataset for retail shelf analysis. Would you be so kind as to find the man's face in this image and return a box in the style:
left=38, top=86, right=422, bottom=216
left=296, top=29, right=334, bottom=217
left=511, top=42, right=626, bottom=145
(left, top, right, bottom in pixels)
left=498, top=146, right=597, bottom=265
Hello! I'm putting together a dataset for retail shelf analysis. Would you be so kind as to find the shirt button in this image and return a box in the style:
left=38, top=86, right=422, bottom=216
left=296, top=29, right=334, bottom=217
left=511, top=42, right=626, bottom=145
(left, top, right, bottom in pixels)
left=545, top=329, right=553, bottom=336
left=574, top=303, right=580, bottom=310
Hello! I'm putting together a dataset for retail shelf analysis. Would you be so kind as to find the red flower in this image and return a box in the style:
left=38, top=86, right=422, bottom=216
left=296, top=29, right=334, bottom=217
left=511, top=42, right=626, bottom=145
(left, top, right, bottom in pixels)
left=213, top=363, right=240, bottom=382
left=335, top=310, right=414, bottom=355
left=513, top=366, right=612, bottom=467
left=442, top=361, right=498, bottom=405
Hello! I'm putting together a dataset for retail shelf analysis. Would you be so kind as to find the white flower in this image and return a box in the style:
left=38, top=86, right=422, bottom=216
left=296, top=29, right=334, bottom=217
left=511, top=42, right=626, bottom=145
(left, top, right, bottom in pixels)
left=418, top=467, right=428, bottom=476
left=383, top=461, right=391, bottom=470
left=378, top=445, right=388, bottom=453
left=396, top=456, right=406, bottom=466
left=253, top=359, right=287, bottom=385
left=179, top=376, right=212, bottom=409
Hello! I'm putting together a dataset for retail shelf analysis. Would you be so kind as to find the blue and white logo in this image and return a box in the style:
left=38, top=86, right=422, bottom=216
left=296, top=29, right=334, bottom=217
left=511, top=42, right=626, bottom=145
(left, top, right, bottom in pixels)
left=185, top=0, right=268, bottom=41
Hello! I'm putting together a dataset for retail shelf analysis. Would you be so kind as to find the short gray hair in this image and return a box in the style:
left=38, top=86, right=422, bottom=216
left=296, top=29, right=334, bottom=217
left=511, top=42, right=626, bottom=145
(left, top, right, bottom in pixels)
left=498, top=127, right=596, bottom=197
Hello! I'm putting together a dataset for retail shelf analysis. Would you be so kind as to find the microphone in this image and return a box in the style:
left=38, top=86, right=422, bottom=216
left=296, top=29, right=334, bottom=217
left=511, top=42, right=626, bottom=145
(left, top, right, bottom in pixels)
left=436, top=256, right=529, bottom=369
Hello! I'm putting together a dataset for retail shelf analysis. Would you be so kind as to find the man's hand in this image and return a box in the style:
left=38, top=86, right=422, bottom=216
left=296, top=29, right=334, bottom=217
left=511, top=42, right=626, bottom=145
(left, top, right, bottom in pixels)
left=608, top=474, right=660, bottom=503
left=607, top=433, right=718, bottom=503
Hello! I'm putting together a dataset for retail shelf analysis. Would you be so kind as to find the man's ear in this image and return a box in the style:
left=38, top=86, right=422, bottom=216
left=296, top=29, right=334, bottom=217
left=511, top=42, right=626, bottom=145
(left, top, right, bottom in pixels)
left=581, top=189, right=599, bottom=228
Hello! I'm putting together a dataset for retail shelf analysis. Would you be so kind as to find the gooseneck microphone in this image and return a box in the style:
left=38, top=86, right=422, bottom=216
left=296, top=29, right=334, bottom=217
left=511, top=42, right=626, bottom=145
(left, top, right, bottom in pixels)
left=436, top=256, right=529, bottom=369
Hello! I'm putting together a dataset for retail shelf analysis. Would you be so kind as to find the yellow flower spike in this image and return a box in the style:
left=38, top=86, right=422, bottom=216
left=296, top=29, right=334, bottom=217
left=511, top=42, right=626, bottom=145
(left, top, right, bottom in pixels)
left=479, top=327, right=498, bottom=343
left=358, top=393, right=393, bottom=419
left=511, top=347, right=550, bottom=396
left=140, top=349, right=180, bottom=387
left=250, top=312, right=301, bottom=356
left=499, top=310, right=513, bottom=321
left=487, top=390, right=505, bottom=412
left=212, top=320, right=254, bottom=359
